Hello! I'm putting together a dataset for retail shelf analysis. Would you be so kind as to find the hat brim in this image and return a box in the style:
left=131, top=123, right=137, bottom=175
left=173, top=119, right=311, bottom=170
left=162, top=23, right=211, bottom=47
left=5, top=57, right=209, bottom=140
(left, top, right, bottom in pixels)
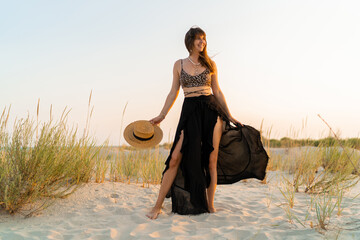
left=123, top=120, right=163, bottom=148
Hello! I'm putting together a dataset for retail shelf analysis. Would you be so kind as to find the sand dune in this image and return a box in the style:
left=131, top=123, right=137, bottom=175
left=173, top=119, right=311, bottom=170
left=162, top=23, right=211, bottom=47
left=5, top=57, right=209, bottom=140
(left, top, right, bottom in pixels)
left=1, top=170, right=359, bottom=239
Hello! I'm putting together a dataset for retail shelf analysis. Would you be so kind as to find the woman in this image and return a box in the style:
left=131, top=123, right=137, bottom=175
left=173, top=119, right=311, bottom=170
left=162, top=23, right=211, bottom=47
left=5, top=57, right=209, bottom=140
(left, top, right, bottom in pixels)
left=146, top=27, right=243, bottom=219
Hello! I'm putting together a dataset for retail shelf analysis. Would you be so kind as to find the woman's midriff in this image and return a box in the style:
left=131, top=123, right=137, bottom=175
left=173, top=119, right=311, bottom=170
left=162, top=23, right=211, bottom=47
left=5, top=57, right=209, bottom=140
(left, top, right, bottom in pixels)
left=183, top=86, right=212, bottom=98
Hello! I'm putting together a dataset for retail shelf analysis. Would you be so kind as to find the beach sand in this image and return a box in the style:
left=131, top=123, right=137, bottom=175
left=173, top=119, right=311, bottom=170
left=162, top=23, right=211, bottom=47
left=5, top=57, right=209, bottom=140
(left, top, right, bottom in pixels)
left=1, top=170, right=360, bottom=240
left=1, top=146, right=360, bottom=239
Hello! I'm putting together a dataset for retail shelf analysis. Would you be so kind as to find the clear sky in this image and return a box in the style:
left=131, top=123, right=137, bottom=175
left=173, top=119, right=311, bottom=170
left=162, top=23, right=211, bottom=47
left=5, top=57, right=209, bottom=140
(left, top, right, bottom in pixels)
left=1, top=0, right=360, bottom=145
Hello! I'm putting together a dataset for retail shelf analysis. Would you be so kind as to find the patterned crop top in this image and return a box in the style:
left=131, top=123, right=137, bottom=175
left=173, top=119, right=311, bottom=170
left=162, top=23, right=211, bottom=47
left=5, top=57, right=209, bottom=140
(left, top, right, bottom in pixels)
left=179, top=59, right=212, bottom=97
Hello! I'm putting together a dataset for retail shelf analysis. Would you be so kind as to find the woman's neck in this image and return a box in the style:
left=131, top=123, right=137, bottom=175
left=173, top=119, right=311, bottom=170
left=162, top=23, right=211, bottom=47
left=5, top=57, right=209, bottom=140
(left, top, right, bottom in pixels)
left=189, top=53, right=200, bottom=63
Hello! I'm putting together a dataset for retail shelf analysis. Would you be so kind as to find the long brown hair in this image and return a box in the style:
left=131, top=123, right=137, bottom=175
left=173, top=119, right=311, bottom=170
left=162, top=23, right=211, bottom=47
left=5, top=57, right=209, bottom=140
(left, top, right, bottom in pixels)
left=184, top=27, right=214, bottom=73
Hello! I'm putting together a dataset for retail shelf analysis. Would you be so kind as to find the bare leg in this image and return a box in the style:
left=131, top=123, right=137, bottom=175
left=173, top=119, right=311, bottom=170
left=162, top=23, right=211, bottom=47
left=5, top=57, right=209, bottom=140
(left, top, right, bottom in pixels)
left=207, top=117, right=223, bottom=213
left=146, top=131, right=184, bottom=219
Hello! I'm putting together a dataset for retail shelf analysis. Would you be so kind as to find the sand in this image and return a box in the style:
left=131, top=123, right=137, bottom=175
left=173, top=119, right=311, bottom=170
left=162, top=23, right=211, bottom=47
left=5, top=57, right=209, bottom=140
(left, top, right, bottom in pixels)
left=1, top=149, right=360, bottom=239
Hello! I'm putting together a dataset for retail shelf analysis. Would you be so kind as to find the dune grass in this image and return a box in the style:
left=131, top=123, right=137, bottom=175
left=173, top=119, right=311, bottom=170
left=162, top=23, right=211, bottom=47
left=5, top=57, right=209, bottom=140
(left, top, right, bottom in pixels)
left=0, top=106, right=100, bottom=216
left=263, top=117, right=360, bottom=231
left=106, top=147, right=166, bottom=187
left=1, top=95, right=359, bottom=234
left=0, top=95, right=167, bottom=216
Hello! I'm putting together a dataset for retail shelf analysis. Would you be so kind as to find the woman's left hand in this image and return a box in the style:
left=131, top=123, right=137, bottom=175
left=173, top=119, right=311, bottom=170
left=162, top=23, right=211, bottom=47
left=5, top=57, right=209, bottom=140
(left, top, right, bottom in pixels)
left=228, top=116, right=244, bottom=127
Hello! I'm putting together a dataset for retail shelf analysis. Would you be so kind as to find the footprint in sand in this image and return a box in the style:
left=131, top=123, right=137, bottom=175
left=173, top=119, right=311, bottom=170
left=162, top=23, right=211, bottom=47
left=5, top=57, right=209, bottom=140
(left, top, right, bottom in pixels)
left=110, top=193, right=119, bottom=198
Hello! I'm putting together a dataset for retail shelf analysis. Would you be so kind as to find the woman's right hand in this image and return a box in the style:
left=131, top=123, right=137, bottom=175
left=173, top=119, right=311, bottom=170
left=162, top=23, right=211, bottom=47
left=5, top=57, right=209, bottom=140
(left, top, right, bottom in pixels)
left=149, top=115, right=164, bottom=125
left=228, top=116, right=244, bottom=127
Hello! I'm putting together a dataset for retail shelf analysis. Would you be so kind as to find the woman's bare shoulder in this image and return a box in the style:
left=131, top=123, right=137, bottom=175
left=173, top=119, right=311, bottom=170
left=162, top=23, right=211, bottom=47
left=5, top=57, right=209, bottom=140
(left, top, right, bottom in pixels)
left=210, top=59, right=218, bottom=73
left=174, top=59, right=183, bottom=66
left=173, top=59, right=183, bottom=75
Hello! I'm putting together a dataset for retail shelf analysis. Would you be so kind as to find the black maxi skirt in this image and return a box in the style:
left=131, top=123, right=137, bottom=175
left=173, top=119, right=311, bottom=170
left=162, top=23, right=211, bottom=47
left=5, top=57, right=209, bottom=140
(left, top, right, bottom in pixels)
left=162, top=95, right=269, bottom=215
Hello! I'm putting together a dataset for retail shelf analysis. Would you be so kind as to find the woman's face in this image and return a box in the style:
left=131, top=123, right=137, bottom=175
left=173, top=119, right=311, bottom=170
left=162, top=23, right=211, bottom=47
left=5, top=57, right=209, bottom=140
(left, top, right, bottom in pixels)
left=192, top=34, right=206, bottom=53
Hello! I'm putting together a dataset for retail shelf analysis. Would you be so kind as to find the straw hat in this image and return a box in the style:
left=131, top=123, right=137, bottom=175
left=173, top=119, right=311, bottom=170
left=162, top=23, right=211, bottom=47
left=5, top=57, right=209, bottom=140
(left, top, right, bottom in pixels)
left=123, top=120, right=163, bottom=148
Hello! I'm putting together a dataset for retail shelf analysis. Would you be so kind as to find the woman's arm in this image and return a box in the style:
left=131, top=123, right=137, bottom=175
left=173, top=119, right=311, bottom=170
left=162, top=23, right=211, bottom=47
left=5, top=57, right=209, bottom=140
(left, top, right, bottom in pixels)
left=211, top=61, right=243, bottom=126
left=149, top=60, right=181, bottom=125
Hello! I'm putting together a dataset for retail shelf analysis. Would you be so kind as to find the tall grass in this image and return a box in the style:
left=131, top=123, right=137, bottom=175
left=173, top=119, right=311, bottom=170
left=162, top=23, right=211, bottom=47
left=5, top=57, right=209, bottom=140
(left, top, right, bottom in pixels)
left=94, top=147, right=109, bottom=183
left=269, top=141, right=360, bottom=195
left=108, top=147, right=166, bottom=186
left=265, top=117, right=360, bottom=232
left=2, top=96, right=359, bottom=229
left=85, top=99, right=168, bottom=186
left=265, top=117, right=360, bottom=194
left=314, top=192, right=337, bottom=230
left=0, top=105, right=100, bottom=216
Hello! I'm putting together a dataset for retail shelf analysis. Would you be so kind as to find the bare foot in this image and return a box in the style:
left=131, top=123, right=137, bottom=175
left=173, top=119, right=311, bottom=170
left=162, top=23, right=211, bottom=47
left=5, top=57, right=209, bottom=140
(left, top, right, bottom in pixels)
left=208, top=207, right=216, bottom=213
left=146, top=207, right=161, bottom=219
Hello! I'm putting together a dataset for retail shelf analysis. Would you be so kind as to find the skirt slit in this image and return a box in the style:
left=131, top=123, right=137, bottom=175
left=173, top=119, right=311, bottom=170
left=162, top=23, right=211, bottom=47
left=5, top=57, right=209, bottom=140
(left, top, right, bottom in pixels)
left=161, top=95, right=270, bottom=216
left=162, top=95, right=225, bottom=215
